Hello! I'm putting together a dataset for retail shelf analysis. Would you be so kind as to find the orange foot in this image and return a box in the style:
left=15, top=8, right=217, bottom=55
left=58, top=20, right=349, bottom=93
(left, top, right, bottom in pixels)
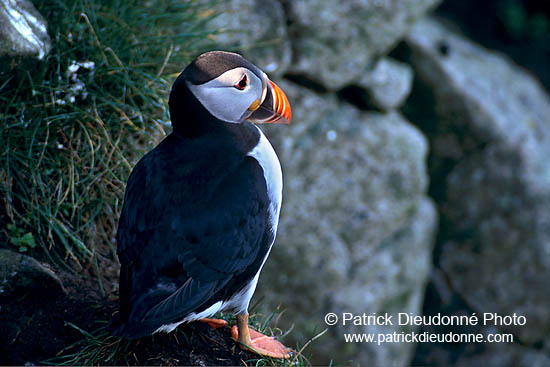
left=231, top=313, right=292, bottom=359
left=199, top=318, right=228, bottom=329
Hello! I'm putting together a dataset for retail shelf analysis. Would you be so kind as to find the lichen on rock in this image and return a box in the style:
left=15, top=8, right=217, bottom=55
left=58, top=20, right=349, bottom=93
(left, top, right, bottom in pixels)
left=0, top=0, right=51, bottom=60
left=206, top=0, right=292, bottom=76
left=257, top=81, right=437, bottom=365
left=285, top=0, right=441, bottom=89
left=405, top=17, right=550, bottom=353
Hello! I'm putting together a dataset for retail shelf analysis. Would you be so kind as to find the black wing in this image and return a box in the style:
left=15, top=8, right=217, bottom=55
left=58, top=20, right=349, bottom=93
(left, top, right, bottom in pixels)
left=114, top=134, right=271, bottom=337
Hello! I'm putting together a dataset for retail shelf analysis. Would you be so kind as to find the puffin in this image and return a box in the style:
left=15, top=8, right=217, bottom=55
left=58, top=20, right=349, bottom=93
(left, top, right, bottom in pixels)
left=110, top=51, right=292, bottom=359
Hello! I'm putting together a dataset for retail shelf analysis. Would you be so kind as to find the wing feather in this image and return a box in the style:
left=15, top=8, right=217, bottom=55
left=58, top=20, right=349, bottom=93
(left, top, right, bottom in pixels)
left=115, top=134, right=272, bottom=332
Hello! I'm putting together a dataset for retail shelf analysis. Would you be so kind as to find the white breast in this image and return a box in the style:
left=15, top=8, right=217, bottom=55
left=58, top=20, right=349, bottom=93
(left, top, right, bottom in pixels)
left=247, top=126, right=283, bottom=235
left=198, top=128, right=282, bottom=315
left=219, top=127, right=282, bottom=314
left=155, top=130, right=283, bottom=331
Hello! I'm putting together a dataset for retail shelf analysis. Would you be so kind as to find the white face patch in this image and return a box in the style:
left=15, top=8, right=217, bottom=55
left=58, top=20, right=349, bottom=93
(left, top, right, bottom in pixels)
left=187, top=67, right=265, bottom=123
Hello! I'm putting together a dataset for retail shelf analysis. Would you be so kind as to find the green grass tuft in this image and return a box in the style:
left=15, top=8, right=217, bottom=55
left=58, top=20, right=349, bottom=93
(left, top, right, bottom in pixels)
left=44, top=308, right=312, bottom=366
left=43, top=323, right=135, bottom=366
left=0, top=0, right=218, bottom=284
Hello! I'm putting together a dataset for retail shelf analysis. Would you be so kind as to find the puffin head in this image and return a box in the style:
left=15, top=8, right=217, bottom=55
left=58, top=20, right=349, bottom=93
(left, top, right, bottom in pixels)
left=169, top=51, right=291, bottom=132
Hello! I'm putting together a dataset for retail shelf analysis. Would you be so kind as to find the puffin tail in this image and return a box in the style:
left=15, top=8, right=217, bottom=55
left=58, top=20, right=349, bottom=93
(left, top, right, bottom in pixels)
left=107, top=312, right=158, bottom=339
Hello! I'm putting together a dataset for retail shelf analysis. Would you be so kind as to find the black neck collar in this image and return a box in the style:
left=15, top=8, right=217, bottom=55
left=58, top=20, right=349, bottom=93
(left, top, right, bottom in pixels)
left=168, top=75, right=219, bottom=138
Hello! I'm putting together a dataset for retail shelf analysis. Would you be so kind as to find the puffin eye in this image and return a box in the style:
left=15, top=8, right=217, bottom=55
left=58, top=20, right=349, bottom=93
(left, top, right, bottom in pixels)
left=235, top=74, right=247, bottom=90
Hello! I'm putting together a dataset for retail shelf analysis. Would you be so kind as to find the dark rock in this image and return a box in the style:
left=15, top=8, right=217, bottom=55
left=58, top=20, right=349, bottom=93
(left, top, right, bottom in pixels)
left=406, top=17, right=550, bottom=353
left=0, top=249, right=64, bottom=298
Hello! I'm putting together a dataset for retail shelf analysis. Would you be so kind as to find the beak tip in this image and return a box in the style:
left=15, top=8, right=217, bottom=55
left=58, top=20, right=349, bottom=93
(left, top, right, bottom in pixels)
left=269, top=80, right=292, bottom=125
left=247, top=79, right=292, bottom=125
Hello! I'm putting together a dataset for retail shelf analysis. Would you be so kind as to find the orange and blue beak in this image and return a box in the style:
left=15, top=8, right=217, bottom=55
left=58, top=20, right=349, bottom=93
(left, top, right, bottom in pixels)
left=246, top=76, right=291, bottom=125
